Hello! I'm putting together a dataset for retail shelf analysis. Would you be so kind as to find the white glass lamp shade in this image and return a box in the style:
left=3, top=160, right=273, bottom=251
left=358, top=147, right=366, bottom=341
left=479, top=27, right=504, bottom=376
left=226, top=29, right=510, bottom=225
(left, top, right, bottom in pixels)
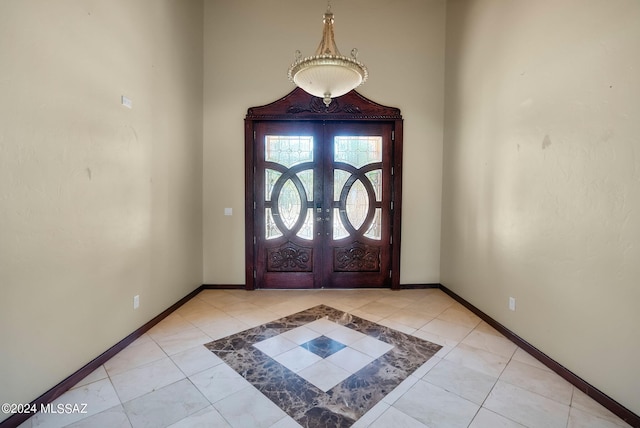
left=290, top=56, right=367, bottom=104
left=288, top=7, right=367, bottom=106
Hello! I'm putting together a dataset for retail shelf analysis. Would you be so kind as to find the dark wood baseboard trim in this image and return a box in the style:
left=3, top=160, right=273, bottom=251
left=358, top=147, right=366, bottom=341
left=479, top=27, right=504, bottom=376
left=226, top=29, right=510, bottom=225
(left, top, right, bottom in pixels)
left=202, top=284, right=441, bottom=290
left=201, top=284, right=247, bottom=289
left=439, top=284, right=640, bottom=428
left=0, top=285, right=204, bottom=428
left=399, top=283, right=441, bottom=289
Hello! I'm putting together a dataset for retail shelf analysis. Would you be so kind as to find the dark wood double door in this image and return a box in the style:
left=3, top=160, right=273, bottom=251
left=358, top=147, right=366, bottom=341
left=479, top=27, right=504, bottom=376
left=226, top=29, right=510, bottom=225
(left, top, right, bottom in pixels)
left=245, top=88, right=403, bottom=289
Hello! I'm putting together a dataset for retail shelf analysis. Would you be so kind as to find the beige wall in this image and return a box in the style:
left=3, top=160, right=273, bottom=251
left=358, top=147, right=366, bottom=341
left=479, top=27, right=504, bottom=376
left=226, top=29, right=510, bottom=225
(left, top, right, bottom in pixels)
left=442, top=0, right=640, bottom=414
left=0, top=0, right=203, bottom=415
left=203, top=0, right=447, bottom=285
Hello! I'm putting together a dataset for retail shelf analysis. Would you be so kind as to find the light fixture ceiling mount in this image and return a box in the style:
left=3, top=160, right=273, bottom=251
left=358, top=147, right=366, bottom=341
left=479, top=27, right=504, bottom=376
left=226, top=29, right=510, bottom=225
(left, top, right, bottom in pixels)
left=287, top=2, right=368, bottom=106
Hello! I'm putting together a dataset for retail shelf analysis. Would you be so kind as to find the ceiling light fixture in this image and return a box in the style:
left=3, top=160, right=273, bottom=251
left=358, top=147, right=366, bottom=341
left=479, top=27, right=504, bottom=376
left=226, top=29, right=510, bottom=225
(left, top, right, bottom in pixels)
left=287, top=1, right=368, bottom=107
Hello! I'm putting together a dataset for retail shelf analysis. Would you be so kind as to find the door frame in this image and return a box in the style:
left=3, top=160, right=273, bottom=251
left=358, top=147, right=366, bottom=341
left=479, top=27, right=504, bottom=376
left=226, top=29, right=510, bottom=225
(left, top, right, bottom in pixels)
left=245, top=87, right=403, bottom=290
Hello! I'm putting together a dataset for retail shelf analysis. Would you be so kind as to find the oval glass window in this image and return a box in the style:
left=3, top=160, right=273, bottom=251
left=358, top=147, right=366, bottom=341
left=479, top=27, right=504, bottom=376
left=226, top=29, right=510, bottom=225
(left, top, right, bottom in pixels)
left=346, top=179, right=369, bottom=230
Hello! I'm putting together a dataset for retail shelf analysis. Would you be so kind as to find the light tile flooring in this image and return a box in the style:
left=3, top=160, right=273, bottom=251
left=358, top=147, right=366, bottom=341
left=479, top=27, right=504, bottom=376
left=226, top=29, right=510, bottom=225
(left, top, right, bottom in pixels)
left=19, top=289, right=632, bottom=428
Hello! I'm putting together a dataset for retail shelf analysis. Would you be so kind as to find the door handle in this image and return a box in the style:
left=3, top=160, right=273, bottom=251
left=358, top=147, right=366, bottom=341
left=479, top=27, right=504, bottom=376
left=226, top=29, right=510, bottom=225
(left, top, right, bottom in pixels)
left=315, top=203, right=330, bottom=222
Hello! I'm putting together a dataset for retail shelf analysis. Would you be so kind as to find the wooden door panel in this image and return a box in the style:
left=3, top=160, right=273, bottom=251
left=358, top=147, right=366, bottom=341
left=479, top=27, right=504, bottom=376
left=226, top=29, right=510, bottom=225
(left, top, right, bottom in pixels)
left=254, top=121, right=323, bottom=289
left=322, top=122, right=393, bottom=288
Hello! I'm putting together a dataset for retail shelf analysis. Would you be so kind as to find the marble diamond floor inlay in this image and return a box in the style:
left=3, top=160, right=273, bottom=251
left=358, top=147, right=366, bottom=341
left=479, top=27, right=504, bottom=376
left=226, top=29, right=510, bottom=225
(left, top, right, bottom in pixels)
left=204, top=304, right=442, bottom=427
left=300, top=335, right=347, bottom=358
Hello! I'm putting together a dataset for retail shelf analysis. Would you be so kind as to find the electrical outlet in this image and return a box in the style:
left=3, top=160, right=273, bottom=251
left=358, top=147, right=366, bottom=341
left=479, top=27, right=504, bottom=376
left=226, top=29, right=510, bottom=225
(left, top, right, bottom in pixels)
left=133, top=295, right=140, bottom=309
left=509, top=297, right=516, bottom=311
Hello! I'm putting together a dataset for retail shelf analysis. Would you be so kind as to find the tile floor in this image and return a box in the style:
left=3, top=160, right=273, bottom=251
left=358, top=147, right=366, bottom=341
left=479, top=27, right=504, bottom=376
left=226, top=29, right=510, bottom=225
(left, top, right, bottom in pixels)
left=18, top=288, right=633, bottom=428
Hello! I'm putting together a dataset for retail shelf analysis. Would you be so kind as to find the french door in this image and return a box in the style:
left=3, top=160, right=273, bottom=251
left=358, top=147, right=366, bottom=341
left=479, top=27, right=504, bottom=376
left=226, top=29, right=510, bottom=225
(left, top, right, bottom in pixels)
left=244, top=88, right=403, bottom=290
left=252, top=121, right=394, bottom=289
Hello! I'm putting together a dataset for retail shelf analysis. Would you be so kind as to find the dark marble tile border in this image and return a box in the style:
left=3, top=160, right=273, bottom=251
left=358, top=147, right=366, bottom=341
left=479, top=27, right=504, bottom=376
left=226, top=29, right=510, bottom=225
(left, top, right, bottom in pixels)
left=204, top=305, right=442, bottom=427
